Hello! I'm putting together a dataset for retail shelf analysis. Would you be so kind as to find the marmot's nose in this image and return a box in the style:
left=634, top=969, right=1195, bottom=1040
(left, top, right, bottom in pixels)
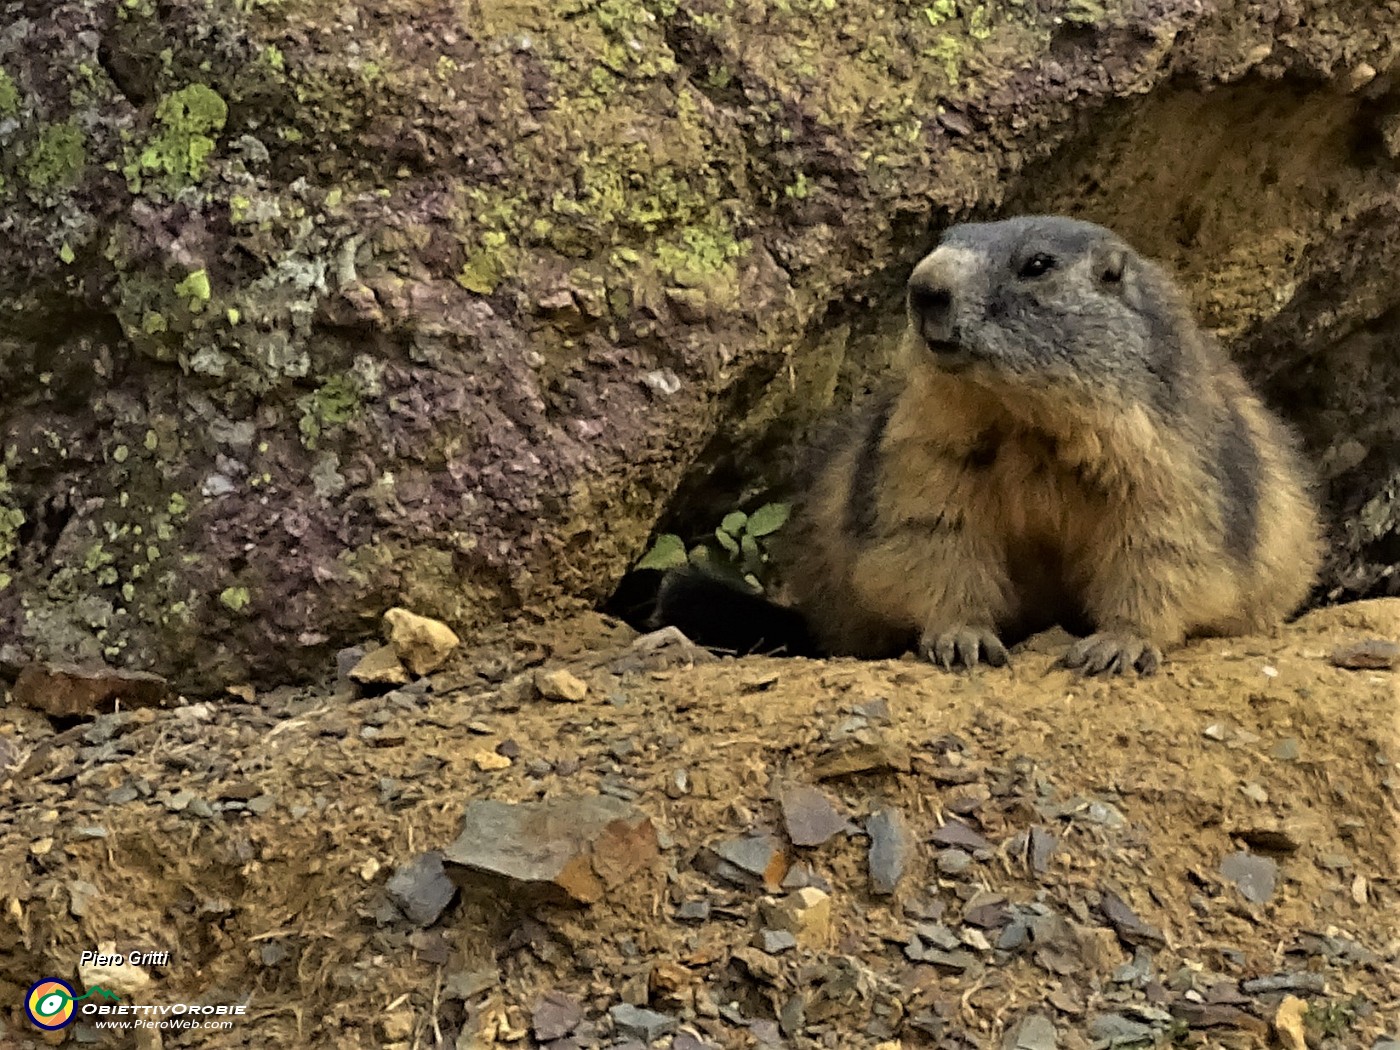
left=907, top=247, right=965, bottom=349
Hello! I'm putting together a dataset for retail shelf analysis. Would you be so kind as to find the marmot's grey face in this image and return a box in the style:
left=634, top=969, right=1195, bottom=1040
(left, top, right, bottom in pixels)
left=907, top=216, right=1182, bottom=404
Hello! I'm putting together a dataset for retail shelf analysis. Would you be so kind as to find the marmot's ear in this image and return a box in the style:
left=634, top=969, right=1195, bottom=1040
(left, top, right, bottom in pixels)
left=1098, top=247, right=1127, bottom=286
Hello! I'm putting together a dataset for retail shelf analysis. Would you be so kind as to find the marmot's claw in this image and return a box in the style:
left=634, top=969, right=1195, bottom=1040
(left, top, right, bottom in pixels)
left=922, top=625, right=1009, bottom=671
left=1061, top=633, right=1162, bottom=676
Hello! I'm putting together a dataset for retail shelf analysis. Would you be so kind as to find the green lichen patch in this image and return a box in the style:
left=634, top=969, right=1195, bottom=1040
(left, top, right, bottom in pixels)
left=24, top=122, right=87, bottom=193
left=219, top=586, right=251, bottom=612
left=653, top=221, right=748, bottom=284
left=175, top=268, right=212, bottom=308
left=124, top=83, right=229, bottom=194
left=457, top=231, right=514, bottom=295
left=0, top=66, right=19, bottom=118
left=0, top=465, right=24, bottom=591
left=298, top=373, right=364, bottom=449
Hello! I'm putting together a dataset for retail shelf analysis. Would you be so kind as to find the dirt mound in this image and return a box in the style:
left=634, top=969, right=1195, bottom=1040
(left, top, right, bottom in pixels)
left=1, top=602, right=1397, bottom=1048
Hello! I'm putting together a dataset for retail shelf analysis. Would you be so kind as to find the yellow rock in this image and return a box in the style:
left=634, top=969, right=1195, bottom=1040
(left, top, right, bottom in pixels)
left=349, top=645, right=409, bottom=686
left=760, top=886, right=832, bottom=948
left=473, top=750, right=512, bottom=771
left=383, top=607, right=460, bottom=676
left=534, top=668, right=588, bottom=702
left=1274, top=995, right=1308, bottom=1050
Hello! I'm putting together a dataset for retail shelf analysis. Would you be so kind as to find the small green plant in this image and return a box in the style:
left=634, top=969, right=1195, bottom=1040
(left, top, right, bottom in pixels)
left=1306, top=998, right=1361, bottom=1038
left=637, top=501, right=791, bottom=590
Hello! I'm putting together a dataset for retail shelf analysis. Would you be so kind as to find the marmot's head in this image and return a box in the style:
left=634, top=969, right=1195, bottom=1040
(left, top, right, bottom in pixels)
left=906, top=216, right=1199, bottom=410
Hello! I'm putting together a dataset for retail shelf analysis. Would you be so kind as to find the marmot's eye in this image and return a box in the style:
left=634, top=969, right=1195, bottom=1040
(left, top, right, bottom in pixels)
left=1018, top=253, right=1056, bottom=279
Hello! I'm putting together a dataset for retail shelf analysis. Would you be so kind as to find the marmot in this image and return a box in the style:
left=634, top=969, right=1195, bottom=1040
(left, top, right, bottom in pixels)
left=654, top=216, right=1323, bottom=675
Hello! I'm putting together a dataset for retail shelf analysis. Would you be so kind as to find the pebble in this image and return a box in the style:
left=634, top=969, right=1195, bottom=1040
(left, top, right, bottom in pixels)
left=755, top=929, right=797, bottom=954
left=702, top=834, right=789, bottom=891
left=676, top=900, right=711, bottom=922
left=609, top=1003, right=677, bottom=1043
left=386, top=851, right=457, bottom=927
left=349, top=647, right=410, bottom=686
left=937, top=848, right=972, bottom=874
left=472, top=750, right=512, bottom=771
left=1241, top=972, right=1325, bottom=995
left=1329, top=638, right=1399, bottom=670
left=1098, top=888, right=1166, bottom=947
left=247, top=795, right=275, bottom=815
left=913, top=922, right=960, bottom=951
left=68, top=879, right=100, bottom=918
left=760, top=887, right=831, bottom=948
left=1087, top=1013, right=1155, bottom=1045
left=930, top=819, right=994, bottom=853
left=811, top=738, right=911, bottom=778
left=382, top=607, right=460, bottom=676
left=1239, top=782, right=1269, bottom=804
left=1003, top=1014, right=1058, bottom=1050
left=1029, top=826, right=1059, bottom=873
left=866, top=807, right=913, bottom=895
left=535, top=668, right=589, bottom=702
left=1272, top=737, right=1301, bottom=761
left=532, top=991, right=583, bottom=1042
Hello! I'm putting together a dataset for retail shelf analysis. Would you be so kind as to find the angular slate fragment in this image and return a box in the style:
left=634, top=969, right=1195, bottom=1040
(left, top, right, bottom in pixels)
left=1329, top=638, right=1400, bottom=670
left=386, top=851, right=458, bottom=927
left=866, top=807, right=913, bottom=895
left=1003, top=1014, right=1058, bottom=1050
left=532, top=991, right=584, bottom=1042
left=930, top=819, right=994, bottom=853
left=610, top=1003, right=678, bottom=1042
left=1170, top=1002, right=1269, bottom=1035
left=700, top=834, right=789, bottom=890
left=1098, top=887, right=1166, bottom=948
left=779, top=783, right=848, bottom=847
left=1087, top=1013, right=1155, bottom=1045
left=812, top=738, right=911, bottom=779
left=1241, top=972, right=1325, bottom=995
left=1029, top=826, right=1059, bottom=874
left=443, top=795, right=657, bottom=905
left=755, top=929, right=797, bottom=954
left=1220, top=851, right=1278, bottom=904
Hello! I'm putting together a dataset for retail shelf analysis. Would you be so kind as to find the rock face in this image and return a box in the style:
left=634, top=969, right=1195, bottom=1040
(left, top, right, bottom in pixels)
left=2, top=1, right=1399, bottom=687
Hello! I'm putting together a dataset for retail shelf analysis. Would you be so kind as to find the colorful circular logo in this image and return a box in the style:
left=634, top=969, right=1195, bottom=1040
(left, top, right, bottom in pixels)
left=25, top=978, right=77, bottom=1030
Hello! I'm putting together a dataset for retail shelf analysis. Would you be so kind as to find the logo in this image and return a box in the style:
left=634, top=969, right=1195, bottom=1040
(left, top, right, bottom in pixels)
left=24, top=979, right=120, bottom=1030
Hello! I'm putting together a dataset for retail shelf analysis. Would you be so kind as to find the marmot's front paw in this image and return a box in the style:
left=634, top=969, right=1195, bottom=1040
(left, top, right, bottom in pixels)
left=921, top=624, right=1009, bottom=671
left=1061, top=633, right=1162, bottom=676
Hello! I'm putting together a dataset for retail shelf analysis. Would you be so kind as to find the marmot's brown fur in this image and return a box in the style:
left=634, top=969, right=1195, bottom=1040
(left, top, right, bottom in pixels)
left=656, top=216, right=1323, bottom=675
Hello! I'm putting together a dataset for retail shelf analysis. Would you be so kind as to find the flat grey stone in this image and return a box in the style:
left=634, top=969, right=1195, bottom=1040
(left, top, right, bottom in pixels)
left=1220, top=851, right=1278, bottom=904
left=779, top=783, right=847, bottom=847
left=609, top=1003, right=677, bottom=1043
left=1004, top=1014, right=1058, bottom=1050
left=866, top=807, right=913, bottom=895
